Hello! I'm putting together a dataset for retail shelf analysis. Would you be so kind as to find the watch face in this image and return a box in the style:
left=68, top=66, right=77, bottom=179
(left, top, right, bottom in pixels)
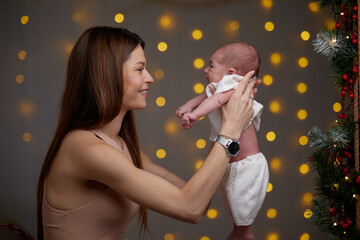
left=228, top=141, right=240, bottom=155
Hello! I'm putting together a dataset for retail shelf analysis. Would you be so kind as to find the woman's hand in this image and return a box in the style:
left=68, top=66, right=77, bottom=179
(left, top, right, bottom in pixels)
left=220, top=70, right=257, bottom=138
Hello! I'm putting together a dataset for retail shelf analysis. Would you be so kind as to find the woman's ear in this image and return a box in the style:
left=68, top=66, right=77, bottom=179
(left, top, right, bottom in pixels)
left=227, top=68, right=237, bottom=75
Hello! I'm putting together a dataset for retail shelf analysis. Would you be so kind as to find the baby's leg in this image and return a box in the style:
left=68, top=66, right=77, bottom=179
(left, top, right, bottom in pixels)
left=227, top=225, right=254, bottom=240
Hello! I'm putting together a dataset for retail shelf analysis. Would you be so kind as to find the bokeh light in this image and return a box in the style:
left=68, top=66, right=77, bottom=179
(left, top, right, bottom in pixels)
left=18, top=50, right=27, bottom=60
left=165, top=120, right=178, bottom=134
left=196, top=139, right=206, bottom=149
left=20, top=101, right=35, bottom=116
left=200, top=237, right=210, bottom=240
left=301, top=31, right=311, bottom=41
left=266, top=131, right=276, bottom=142
left=262, top=0, right=273, bottom=9
left=194, top=58, right=205, bottom=69
left=207, top=209, right=218, bottom=219
left=229, top=21, right=239, bottom=31
left=297, top=82, right=307, bottom=93
left=72, top=12, right=82, bottom=22
left=269, top=100, right=281, bottom=113
left=298, top=57, right=309, bottom=68
left=309, top=2, right=320, bottom=12
left=265, top=21, right=275, bottom=31
left=114, top=13, right=124, bottom=23
left=22, top=132, right=31, bottom=142
left=267, top=182, right=273, bottom=192
left=270, top=53, right=282, bottom=65
left=156, top=97, right=166, bottom=107
left=267, top=233, right=279, bottom=240
left=304, top=209, right=313, bottom=218
left=299, top=164, right=310, bottom=174
left=270, top=158, right=282, bottom=171
left=297, top=109, right=308, bottom=120
left=16, top=74, right=24, bottom=84
left=303, top=192, right=313, bottom=203
left=21, top=15, right=29, bottom=25
left=300, top=233, right=310, bottom=240
left=158, top=42, right=168, bottom=52
left=333, top=102, right=342, bottom=112
left=194, top=83, right=205, bottom=94
left=266, top=208, right=277, bottom=219
left=156, top=149, right=166, bottom=159
left=192, top=29, right=203, bottom=40
left=326, top=19, right=336, bottom=30
left=263, top=75, right=273, bottom=85
left=164, top=233, right=174, bottom=240
left=195, top=159, right=204, bottom=170
left=155, top=69, right=165, bottom=79
left=159, top=14, right=175, bottom=30
left=299, top=136, right=308, bottom=146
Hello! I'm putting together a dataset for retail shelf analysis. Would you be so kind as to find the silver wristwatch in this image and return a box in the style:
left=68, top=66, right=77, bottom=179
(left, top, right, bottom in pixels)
left=214, top=135, right=240, bottom=157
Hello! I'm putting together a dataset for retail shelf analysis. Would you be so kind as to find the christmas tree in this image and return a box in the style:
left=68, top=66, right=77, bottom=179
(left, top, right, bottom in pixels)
left=308, top=0, right=360, bottom=239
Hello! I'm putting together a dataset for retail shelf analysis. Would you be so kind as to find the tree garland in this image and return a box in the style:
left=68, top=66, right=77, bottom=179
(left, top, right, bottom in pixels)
left=308, top=0, right=360, bottom=239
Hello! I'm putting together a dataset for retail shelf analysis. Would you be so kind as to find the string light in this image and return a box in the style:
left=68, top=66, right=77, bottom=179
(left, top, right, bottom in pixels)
left=159, top=14, right=175, bottom=30
left=261, top=0, right=273, bottom=9
left=156, top=149, right=166, bottom=159
left=270, top=158, right=281, bottom=171
left=195, top=159, right=204, bottom=170
left=297, top=82, right=307, bottom=93
left=333, top=102, right=342, bottom=112
left=155, top=69, right=165, bottom=79
left=156, top=97, right=166, bottom=107
left=20, top=16, right=29, bottom=25
left=22, top=132, right=32, bottom=142
left=207, top=209, right=218, bottom=219
left=266, top=208, right=277, bottom=219
left=267, top=183, right=273, bottom=192
left=114, top=13, right=124, bottom=23
left=20, top=101, right=35, bottom=116
left=303, top=192, right=313, bottom=203
left=263, top=75, right=273, bottom=85
left=196, top=139, right=206, bottom=149
left=194, top=83, right=205, bottom=94
left=297, top=109, right=308, bottom=120
left=304, top=209, right=313, bottom=218
left=267, top=233, right=279, bottom=240
left=300, top=233, right=310, bottom=240
left=200, top=237, right=210, bottom=240
left=265, top=21, right=275, bottom=31
left=270, top=53, right=282, bottom=65
left=164, top=233, right=175, bottom=240
left=308, top=2, right=320, bottom=12
left=298, top=57, right=309, bottom=68
left=192, top=29, right=203, bottom=40
left=193, top=58, right=205, bottom=69
left=18, top=50, right=27, bottom=60
left=299, top=164, right=310, bottom=174
left=16, top=74, right=24, bottom=84
left=229, top=21, right=239, bottom=31
left=300, top=31, right=311, bottom=41
left=164, top=120, right=178, bottom=134
left=158, top=42, right=168, bottom=52
left=266, top=131, right=276, bottom=141
left=299, top=136, right=308, bottom=146
left=269, top=100, right=281, bottom=113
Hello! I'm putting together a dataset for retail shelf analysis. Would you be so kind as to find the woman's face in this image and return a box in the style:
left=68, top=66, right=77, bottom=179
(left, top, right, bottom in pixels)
left=122, top=45, right=153, bottom=111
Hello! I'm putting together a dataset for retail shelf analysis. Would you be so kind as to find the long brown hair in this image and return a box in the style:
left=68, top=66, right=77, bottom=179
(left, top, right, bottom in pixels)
left=37, top=26, right=148, bottom=239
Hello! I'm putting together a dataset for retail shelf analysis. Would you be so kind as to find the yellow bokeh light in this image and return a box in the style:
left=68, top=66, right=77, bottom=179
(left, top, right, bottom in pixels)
left=194, top=83, right=205, bottom=94
left=297, top=109, right=308, bottom=120
left=229, top=21, right=239, bottom=31
left=72, top=12, right=82, bottom=22
left=326, top=19, right=336, bottom=30
left=164, top=233, right=175, bottom=240
left=301, top=31, right=311, bottom=41
left=304, top=209, right=313, bottom=218
left=299, top=164, right=310, bottom=174
left=262, top=0, right=273, bottom=9
left=18, top=50, right=27, bottom=60
left=298, top=57, right=309, bottom=68
left=270, top=53, right=281, bottom=65
left=199, top=116, right=205, bottom=121
left=165, top=120, right=178, bottom=134
left=155, top=69, right=165, bottom=80
left=303, top=192, right=313, bottom=203
left=263, top=75, right=273, bottom=86
left=297, top=82, right=307, bottom=94
left=333, top=102, right=342, bottom=112
left=267, top=233, right=279, bottom=240
left=300, top=233, right=310, bottom=240
left=159, top=14, right=174, bottom=30
left=269, top=101, right=281, bottom=113
left=207, top=209, right=218, bottom=219
left=192, top=29, right=203, bottom=40
left=16, top=74, right=24, bottom=84
left=266, top=208, right=277, bottom=219
left=20, top=101, right=35, bottom=116
left=200, top=237, right=210, bottom=240
left=195, top=159, right=204, bottom=170
left=21, top=15, right=29, bottom=25
left=266, top=131, right=276, bottom=142
left=267, top=182, right=273, bottom=192
left=158, top=42, right=168, bottom=52
left=114, top=13, right=124, bottom=23
left=265, top=21, right=275, bottom=31
left=299, top=136, right=308, bottom=146
left=194, top=58, right=205, bottom=69
left=196, top=139, right=206, bottom=149
left=309, top=2, right=320, bottom=12
left=156, top=97, right=166, bottom=107
left=156, top=149, right=166, bottom=159
left=270, top=158, right=281, bottom=171
left=22, top=132, right=32, bottom=142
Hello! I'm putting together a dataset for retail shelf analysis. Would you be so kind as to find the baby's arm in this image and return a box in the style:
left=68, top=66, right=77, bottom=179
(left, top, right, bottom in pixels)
left=181, top=89, right=234, bottom=129
left=176, top=93, right=207, bottom=118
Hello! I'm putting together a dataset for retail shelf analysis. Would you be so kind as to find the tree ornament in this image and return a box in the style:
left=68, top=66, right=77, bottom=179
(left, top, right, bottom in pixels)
left=329, top=207, right=336, bottom=216
left=341, top=90, right=347, bottom=96
left=353, top=14, right=357, bottom=20
left=352, top=38, right=358, bottom=44
left=354, top=6, right=358, bottom=12
left=349, top=92, right=354, bottom=98
left=356, top=176, right=360, bottom=185
left=336, top=22, right=341, bottom=29
left=347, top=79, right=354, bottom=84
left=309, top=157, right=313, bottom=162
left=343, top=74, right=349, bottom=80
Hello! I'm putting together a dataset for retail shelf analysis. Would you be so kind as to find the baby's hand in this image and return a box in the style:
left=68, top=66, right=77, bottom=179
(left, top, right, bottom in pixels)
left=181, top=112, right=198, bottom=129
left=176, top=105, right=192, bottom=118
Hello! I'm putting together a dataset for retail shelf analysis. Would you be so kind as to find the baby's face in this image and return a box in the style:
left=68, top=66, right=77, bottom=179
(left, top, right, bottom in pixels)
left=204, top=50, right=228, bottom=84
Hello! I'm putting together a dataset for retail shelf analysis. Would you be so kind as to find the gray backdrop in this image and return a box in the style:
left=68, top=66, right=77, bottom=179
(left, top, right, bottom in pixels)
left=1, top=0, right=337, bottom=239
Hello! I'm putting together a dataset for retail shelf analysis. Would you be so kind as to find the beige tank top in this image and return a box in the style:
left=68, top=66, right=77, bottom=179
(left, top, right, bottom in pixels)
left=42, top=129, right=139, bottom=240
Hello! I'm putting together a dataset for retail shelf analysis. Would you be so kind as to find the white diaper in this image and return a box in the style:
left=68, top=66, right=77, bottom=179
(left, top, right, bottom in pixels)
left=218, top=152, right=269, bottom=226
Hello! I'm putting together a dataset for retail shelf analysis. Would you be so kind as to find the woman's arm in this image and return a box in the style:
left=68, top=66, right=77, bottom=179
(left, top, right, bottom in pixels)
left=71, top=71, right=256, bottom=223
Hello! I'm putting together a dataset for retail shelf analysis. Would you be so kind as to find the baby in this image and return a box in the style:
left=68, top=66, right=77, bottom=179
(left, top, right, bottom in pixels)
left=176, top=42, right=269, bottom=240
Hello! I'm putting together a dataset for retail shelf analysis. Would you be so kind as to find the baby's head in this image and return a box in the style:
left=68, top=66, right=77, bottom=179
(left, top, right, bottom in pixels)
left=204, top=42, right=260, bottom=83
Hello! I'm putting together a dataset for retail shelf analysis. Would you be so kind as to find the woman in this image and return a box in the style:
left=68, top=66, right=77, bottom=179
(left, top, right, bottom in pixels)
left=37, top=26, right=257, bottom=240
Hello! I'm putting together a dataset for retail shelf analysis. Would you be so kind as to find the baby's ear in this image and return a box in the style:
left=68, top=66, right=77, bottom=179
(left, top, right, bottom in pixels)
left=227, top=68, right=237, bottom=75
